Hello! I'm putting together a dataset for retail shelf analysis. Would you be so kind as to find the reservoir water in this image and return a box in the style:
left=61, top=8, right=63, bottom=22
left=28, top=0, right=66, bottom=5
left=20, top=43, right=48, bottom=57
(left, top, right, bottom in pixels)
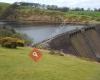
left=0, top=22, right=84, bottom=43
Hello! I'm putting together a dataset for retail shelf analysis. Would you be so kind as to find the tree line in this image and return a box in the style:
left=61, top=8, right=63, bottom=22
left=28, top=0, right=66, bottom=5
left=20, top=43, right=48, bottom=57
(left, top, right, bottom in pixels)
left=15, top=2, right=100, bottom=12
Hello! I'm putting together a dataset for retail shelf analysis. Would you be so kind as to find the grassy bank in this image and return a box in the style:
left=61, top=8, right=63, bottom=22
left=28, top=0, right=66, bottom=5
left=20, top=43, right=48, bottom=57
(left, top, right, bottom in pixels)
left=0, top=47, right=100, bottom=80
left=64, top=11, right=100, bottom=24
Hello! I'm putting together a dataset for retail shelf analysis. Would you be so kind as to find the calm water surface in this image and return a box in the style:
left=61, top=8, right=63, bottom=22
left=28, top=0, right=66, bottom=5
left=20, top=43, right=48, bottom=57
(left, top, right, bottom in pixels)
left=14, top=25, right=84, bottom=43
left=0, top=22, right=84, bottom=43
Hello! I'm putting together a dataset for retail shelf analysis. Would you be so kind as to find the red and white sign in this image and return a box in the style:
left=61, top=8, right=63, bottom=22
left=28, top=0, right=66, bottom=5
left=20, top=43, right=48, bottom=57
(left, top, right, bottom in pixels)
left=29, top=48, right=42, bottom=62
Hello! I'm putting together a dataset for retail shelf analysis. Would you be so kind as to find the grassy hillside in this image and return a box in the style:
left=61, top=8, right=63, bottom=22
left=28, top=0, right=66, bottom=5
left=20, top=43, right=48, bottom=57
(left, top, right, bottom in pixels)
left=0, top=2, right=10, bottom=16
left=0, top=2, right=100, bottom=24
left=0, top=47, right=100, bottom=80
left=0, top=3, right=64, bottom=24
left=66, top=11, right=100, bottom=17
left=65, top=11, right=100, bottom=23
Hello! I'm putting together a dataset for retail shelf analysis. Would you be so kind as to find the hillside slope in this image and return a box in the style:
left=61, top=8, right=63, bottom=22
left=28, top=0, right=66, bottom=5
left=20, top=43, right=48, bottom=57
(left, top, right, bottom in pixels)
left=0, top=47, right=100, bottom=80
left=0, top=2, right=100, bottom=24
left=0, top=2, right=10, bottom=16
left=0, top=3, right=64, bottom=24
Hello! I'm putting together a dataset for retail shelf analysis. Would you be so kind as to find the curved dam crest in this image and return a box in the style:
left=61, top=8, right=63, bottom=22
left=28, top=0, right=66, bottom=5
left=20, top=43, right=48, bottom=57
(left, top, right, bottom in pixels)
left=1, top=21, right=100, bottom=62
left=38, top=24, right=100, bottom=62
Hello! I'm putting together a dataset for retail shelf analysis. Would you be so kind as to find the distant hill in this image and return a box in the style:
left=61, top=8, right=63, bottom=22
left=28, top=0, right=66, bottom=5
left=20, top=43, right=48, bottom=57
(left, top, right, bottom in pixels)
left=0, top=2, right=10, bottom=16
left=0, top=2, right=100, bottom=24
left=0, top=2, right=64, bottom=24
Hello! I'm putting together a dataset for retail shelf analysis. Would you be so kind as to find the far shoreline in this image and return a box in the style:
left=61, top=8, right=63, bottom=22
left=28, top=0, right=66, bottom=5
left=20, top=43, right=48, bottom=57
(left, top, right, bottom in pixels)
left=0, top=19, right=100, bottom=27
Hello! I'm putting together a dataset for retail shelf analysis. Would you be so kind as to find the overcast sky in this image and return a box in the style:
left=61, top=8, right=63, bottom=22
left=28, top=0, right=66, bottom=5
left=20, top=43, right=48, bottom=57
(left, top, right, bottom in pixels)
left=0, top=0, right=100, bottom=9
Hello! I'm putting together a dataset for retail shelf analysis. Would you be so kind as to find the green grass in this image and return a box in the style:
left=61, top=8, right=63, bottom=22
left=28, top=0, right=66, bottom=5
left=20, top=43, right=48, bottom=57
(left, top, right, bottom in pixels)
left=65, top=11, right=100, bottom=17
left=0, top=47, right=100, bottom=80
left=64, top=11, right=100, bottom=23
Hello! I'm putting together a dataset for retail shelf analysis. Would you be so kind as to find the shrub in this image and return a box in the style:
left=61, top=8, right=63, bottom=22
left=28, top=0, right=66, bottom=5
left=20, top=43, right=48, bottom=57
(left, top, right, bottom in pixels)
left=0, top=37, right=24, bottom=48
left=16, top=39, right=25, bottom=47
left=2, top=42, right=17, bottom=48
left=1, top=37, right=17, bottom=48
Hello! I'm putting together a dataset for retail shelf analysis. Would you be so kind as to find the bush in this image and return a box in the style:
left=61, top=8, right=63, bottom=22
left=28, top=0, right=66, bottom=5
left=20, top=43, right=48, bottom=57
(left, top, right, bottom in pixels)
left=0, top=26, right=31, bottom=46
left=0, top=37, right=24, bottom=48
left=2, top=42, right=17, bottom=48
left=16, top=39, right=24, bottom=47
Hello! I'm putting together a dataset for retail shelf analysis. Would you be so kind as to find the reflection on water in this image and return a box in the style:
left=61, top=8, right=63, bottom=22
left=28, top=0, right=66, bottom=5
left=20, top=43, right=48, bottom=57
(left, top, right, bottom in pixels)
left=14, top=25, right=84, bottom=43
left=0, top=22, right=84, bottom=43
left=15, top=25, right=58, bottom=43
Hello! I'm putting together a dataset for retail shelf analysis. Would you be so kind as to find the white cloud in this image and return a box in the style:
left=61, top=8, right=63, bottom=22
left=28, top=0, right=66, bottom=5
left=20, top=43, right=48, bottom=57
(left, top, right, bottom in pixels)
left=0, top=0, right=100, bottom=9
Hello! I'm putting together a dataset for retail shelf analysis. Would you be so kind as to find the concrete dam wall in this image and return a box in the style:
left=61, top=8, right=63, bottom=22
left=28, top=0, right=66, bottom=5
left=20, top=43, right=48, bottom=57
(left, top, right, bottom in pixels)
left=38, top=25, right=100, bottom=62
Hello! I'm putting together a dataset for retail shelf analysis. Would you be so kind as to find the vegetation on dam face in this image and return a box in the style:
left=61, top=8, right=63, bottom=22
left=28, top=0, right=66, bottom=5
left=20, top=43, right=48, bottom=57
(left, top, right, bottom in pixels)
left=0, top=2, right=100, bottom=24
